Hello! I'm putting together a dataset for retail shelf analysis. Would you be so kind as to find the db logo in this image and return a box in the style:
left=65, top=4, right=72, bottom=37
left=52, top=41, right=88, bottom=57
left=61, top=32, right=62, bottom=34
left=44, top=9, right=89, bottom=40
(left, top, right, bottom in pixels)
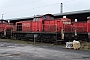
left=23, top=23, right=30, bottom=27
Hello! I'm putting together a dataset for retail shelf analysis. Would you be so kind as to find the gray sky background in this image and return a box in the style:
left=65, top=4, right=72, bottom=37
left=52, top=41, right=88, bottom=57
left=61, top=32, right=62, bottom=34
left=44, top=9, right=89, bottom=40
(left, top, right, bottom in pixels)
left=0, top=0, right=90, bottom=19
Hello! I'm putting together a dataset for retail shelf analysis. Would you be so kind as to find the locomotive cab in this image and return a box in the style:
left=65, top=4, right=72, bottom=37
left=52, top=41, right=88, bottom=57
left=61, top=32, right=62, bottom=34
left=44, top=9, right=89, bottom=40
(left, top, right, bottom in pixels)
left=32, top=14, right=55, bottom=32
left=42, top=14, right=54, bottom=20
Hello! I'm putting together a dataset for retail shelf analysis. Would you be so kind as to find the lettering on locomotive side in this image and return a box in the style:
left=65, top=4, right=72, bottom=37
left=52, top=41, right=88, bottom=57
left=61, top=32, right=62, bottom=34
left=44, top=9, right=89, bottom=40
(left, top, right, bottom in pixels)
left=23, top=23, right=30, bottom=27
left=63, top=22, right=71, bottom=24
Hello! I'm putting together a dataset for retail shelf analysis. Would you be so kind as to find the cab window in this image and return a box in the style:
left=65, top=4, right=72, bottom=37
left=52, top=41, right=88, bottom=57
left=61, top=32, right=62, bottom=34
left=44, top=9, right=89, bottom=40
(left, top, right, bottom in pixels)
left=43, top=16, right=47, bottom=20
left=50, top=17, right=54, bottom=20
left=33, top=18, right=40, bottom=21
left=0, top=21, right=7, bottom=23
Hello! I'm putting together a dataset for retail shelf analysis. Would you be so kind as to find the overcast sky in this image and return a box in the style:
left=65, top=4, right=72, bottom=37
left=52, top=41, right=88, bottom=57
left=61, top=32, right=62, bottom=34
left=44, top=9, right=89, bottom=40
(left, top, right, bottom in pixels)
left=0, top=0, right=90, bottom=19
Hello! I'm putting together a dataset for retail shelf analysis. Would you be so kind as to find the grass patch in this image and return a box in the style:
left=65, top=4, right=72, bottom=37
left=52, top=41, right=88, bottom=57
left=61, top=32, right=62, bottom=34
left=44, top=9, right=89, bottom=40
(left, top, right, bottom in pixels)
left=79, top=41, right=90, bottom=50
left=0, top=39, right=30, bottom=44
left=0, top=39, right=89, bottom=50
left=0, top=39, right=53, bottom=46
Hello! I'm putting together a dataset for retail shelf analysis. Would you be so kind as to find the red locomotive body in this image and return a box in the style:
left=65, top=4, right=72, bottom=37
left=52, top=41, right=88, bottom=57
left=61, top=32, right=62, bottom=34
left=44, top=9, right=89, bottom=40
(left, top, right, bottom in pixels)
left=73, top=22, right=87, bottom=33
left=0, top=20, right=13, bottom=38
left=43, top=18, right=72, bottom=32
left=0, top=23, right=6, bottom=32
left=43, top=20, right=58, bottom=32
left=87, top=20, right=90, bottom=32
left=12, top=14, right=73, bottom=42
left=60, top=18, right=72, bottom=32
left=87, top=19, right=90, bottom=40
left=16, top=21, right=32, bottom=32
left=32, top=18, right=42, bottom=32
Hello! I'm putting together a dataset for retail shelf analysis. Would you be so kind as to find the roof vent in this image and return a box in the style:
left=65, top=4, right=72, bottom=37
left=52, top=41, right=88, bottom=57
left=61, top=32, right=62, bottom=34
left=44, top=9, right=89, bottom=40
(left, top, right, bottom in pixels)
left=8, top=20, right=10, bottom=23
left=63, top=16, right=66, bottom=18
left=34, top=15, right=42, bottom=17
left=75, top=19, right=77, bottom=22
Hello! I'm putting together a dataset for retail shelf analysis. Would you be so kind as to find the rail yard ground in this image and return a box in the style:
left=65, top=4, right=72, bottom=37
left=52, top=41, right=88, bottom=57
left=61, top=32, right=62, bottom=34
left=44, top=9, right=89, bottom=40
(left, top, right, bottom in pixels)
left=0, top=39, right=90, bottom=60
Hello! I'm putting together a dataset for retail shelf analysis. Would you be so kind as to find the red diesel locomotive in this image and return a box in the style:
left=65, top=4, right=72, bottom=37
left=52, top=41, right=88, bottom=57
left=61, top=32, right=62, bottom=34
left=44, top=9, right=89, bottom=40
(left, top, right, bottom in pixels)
left=12, top=14, right=73, bottom=42
left=0, top=20, right=13, bottom=38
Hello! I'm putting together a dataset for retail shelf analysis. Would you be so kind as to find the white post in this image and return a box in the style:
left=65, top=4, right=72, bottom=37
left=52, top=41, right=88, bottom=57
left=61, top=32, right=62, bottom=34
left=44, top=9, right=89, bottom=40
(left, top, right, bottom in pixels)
left=75, top=29, right=77, bottom=36
left=8, top=20, right=10, bottom=23
left=61, top=29, right=64, bottom=40
left=63, top=16, right=66, bottom=18
left=75, top=19, right=77, bottom=22
left=56, top=24, right=57, bottom=41
left=74, top=19, right=77, bottom=36
left=34, top=34, right=36, bottom=44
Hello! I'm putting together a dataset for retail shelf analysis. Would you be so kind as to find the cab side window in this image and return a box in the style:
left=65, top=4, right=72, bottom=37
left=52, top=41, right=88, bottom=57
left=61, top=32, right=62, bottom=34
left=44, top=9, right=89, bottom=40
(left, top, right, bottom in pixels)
left=43, top=16, right=47, bottom=20
left=50, top=17, right=54, bottom=20
left=33, top=18, right=40, bottom=22
left=0, top=21, right=7, bottom=23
